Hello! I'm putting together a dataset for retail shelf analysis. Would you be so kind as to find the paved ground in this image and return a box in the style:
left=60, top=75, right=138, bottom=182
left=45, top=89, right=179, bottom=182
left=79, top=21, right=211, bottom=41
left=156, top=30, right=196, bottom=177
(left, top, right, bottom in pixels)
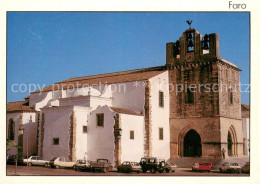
left=7, top=165, right=249, bottom=176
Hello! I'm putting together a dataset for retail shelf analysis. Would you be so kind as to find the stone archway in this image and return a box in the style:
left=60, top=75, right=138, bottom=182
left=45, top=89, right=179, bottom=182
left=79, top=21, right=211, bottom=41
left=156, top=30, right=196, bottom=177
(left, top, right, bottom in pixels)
left=227, top=125, right=238, bottom=157
left=178, top=127, right=202, bottom=157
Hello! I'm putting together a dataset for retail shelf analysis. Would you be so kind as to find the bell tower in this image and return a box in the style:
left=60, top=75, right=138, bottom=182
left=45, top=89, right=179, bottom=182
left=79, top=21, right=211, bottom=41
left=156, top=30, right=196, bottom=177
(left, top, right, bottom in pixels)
left=166, top=28, right=220, bottom=66
left=166, top=23, right=243, bottom=159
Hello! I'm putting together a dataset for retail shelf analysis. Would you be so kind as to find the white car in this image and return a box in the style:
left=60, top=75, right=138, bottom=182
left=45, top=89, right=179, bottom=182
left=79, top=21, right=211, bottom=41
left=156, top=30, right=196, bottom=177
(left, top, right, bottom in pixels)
left=219, top=162, right=241, bottom=173
left=50, top=157, right=75, bottom=169
left=23, top=156, right=49, bottom=167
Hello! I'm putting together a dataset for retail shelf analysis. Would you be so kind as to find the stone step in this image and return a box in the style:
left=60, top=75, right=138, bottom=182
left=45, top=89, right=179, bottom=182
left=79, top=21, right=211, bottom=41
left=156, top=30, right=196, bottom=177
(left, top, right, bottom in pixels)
left=168, top=156, right=249, bottom=169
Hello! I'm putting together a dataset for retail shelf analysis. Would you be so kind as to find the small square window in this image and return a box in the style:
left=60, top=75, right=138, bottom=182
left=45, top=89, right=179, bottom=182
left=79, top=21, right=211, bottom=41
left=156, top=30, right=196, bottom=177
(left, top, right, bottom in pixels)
left=97, top=114, right=104, bottom=127
left=83, top=126, right=87, bottom=133
left=53, top=138, right=59, bottom=145
left=159, top=128, right=163, bottom=140
left=130, top=131, right=134, bottom=139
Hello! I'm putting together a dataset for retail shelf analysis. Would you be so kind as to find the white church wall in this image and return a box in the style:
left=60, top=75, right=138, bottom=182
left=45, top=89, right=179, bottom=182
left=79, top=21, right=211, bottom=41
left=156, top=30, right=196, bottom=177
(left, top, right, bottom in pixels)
left=149, top=71, right=170, bottom=160
left=7, top=113, right=21, bottom=155
left=89, top=96, right=112, bottom=110
left=22, top=112, right=38, bottom=156
left=30, top=91, right=53, bottom=111
left=242, top=117, right=250, bottom=156
left=7, top=112, right=37, bottom=157
left=112, top=81, right=146, bottom=114
left=66, top=87, right=101, bottom=97
left=120, top=114, right=144, bottom=163
left=41, top=106, right=73, bottom=160
left=87, top=106, right=115, bottom=165
left=74, top=107, right=91, bottom=160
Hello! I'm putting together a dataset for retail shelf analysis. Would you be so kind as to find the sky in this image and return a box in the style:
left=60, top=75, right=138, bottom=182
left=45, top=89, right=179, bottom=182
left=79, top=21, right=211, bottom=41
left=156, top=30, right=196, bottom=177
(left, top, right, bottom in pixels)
left=7, top=12, right=250, bottom=104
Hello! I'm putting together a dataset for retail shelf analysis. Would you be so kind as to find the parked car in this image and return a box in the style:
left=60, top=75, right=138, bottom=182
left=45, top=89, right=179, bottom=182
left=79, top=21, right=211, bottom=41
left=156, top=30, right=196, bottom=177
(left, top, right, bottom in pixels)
left=192, top=162, right=211, bottom=172
left=139, top=157, right=166, bottom=173
left=90, top=159, right=112, bottom=173
left=74, top=159, right=92, bottom=171
left=23, top=156, right=49, bottom=167
left=219, top=162, right=241, bottom=173
left=241, top=162, right=250, bottom=173
left=165, top=162, right=177, bottom=173
left=49, top=157, right=75, bottom=169
left=117, top=161, right=141, bottom=173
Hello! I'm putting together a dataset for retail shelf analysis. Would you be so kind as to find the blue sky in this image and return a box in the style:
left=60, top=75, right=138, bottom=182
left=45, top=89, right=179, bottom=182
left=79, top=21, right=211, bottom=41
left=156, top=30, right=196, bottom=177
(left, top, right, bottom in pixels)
left=7, top=12, right=250, bottom=104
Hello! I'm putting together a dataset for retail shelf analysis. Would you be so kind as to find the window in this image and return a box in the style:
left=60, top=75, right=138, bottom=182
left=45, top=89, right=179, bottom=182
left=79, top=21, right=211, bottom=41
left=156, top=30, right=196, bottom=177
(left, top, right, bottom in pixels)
left=53, top=138, right=59, bottom=145
left=8, top=119, right=15, bottom=140
left=159, top=128, right=164, bottom=140
left=185, top=88, right=195, bottom=104
left=187, top=31, right=194, bottom=52
left=159, top=91, right=164, bottom=107
left=96, top=114, right=104, bottom=126
left=130, top=131, right=134, bottom=139
left=228, top=88, right=233, bottom=105
left=83, top=126, right=87, bottom=133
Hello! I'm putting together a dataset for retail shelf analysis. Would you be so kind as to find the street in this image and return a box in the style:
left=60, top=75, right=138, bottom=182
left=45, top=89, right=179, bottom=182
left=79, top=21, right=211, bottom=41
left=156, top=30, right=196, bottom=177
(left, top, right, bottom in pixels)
left=7, top=165, right=249, bottom=176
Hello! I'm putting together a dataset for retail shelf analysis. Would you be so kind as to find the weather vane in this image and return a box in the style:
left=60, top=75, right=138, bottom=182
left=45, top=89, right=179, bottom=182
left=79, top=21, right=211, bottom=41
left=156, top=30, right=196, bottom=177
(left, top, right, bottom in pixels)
left=186, top=19, right=192, bottom=29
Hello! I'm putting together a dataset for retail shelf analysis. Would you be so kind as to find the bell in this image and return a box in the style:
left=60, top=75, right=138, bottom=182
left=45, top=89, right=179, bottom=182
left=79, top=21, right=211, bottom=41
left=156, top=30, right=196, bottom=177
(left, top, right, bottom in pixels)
left=187, top=32, right=192, bottom=39
left=205, top=34, right=209, bottom=41
left=203, top=42, right=209, bottom=49
left=188, top=40, right=194, bottom=47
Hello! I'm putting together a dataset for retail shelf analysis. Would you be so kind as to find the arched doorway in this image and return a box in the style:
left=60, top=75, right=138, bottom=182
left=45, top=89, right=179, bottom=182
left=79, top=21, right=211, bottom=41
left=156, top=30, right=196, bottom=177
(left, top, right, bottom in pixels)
left=227, top=132, right=232, bottom=156
left=227, top=126, right=238, bottom=157
left=183, top=129, right=202, bottom=157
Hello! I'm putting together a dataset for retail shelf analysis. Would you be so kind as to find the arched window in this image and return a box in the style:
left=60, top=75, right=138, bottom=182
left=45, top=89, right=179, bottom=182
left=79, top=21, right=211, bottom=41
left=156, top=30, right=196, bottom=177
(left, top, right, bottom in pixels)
left=228, top=87, right=233, bottom=105
left=8, top=119, right=15, bottom=140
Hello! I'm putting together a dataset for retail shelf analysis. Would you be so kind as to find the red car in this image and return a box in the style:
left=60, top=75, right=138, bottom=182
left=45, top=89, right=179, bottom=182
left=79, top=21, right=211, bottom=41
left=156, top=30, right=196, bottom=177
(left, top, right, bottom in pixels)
left=192, top=162, right=211, bottom=172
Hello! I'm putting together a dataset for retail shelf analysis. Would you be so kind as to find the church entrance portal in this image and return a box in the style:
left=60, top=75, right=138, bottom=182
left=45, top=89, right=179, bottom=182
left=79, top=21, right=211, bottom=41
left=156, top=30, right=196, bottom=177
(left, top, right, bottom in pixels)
left=183, top=129, right=202, bottom=157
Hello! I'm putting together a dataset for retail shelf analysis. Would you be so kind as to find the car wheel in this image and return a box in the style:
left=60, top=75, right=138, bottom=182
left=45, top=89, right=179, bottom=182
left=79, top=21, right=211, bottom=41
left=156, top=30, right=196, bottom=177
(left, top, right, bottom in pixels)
left=150, top=167, right=156, bottom=174
left=56, top=165, right=60, bottom=169
left=158, top=168, right=164, bottom=173
left=237, top=170, right=241, bottom=174
left=137, top=171, right=140, bottom=174
left=165, top=168, right=170, bottom=173
left=44, top=163, right=48, bottom=167
left=207, top=170, right=210, bottom=173
left=28, top=162, right=32, bottom=166
left=219, top=168, right=222, bottom=173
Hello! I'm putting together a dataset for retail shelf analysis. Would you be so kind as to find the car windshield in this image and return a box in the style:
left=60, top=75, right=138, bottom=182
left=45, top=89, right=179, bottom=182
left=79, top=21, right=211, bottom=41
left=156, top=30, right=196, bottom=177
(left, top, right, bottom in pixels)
left=131, top=162, right=139, bottom=166
left=200, top=163, right=209, bottom=166
left=78, top=160, right=86, bottom=164
left=98, top=159, right=108, bottom=163
left=65, top=158, right=71, bottom=162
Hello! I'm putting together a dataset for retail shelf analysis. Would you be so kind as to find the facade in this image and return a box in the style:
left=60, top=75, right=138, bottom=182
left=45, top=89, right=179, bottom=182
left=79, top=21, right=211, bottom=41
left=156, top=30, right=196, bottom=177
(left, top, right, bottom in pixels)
left=166, top=28, right=243, bottom=158
left=7, top=27, right=245, bottom=166
left=7, top=101, right=38, bottom=162
left=241, top=104, right=250, bottom=156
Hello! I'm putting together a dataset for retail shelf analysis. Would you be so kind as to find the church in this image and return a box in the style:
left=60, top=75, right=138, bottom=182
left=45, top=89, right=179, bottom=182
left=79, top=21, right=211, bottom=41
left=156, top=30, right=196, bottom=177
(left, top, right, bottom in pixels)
left=7, top=26, right=244, bottom=167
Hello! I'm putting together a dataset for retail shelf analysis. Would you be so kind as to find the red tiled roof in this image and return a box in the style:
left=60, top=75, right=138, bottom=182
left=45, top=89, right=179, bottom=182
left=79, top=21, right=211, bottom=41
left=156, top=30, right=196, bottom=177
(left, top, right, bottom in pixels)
left=241, top=104, right=250, bottom=111
left=110, top=107, right=142, bottom=116
left=32, top=66, right=166, bottom=93
left=7, top=101, right=36, bottom=113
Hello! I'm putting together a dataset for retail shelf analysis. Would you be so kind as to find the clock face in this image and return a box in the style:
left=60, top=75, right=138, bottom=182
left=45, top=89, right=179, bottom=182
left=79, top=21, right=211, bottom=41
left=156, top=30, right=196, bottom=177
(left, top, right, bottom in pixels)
left=185, top=52, right=194, bottom=62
